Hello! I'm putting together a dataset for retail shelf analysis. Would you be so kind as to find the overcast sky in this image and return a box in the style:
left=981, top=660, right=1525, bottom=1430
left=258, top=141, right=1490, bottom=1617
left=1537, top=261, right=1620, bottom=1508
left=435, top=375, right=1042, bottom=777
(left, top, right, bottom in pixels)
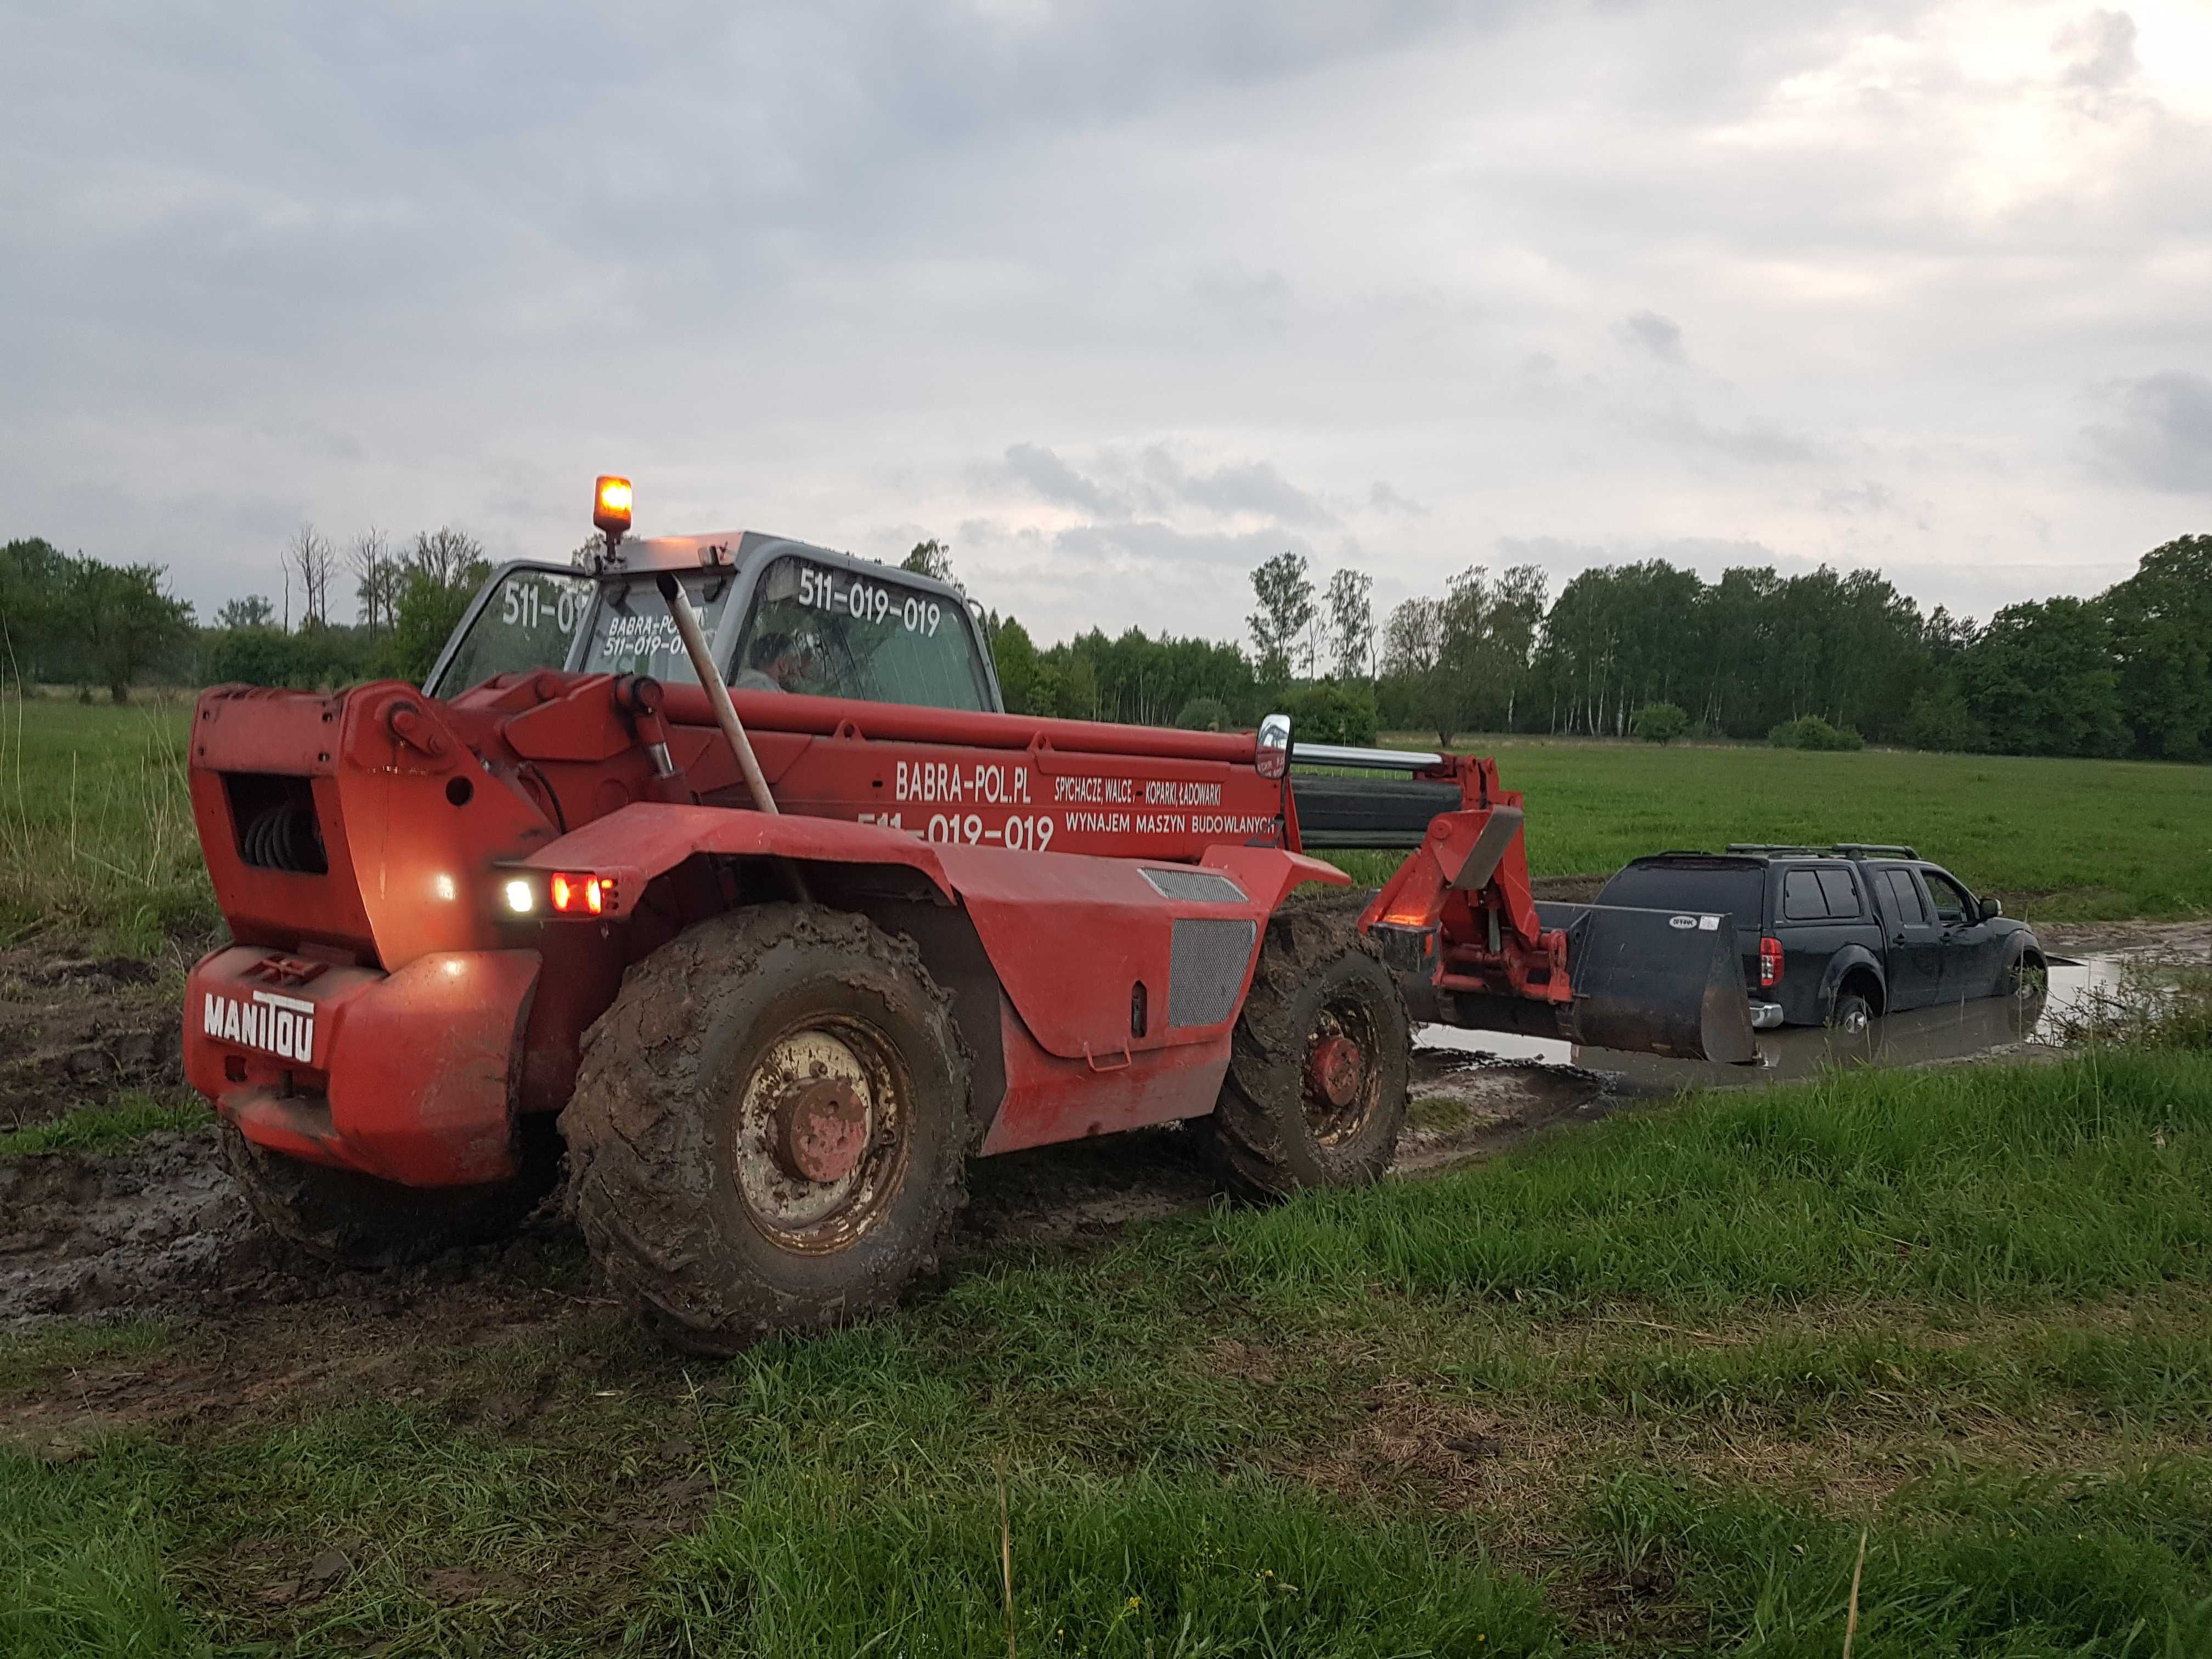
left=4, top=1, right=2209, bottom=644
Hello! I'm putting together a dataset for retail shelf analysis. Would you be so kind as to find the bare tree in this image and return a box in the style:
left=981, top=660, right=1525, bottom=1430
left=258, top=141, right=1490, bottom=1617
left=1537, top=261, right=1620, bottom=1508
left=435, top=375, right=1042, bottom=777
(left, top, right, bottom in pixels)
left=348, top=527, right=395, bottom=631
left=284, top=523, right=336, bottom=628
left=407, top=527, right=484, bottom=588
left=1325, top=569, right=1375, bottom=679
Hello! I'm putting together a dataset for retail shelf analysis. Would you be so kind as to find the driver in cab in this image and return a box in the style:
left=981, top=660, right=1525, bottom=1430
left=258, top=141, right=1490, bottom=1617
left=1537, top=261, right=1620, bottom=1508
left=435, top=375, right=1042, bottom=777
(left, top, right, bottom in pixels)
left=734, top=631, right=814, bottom=693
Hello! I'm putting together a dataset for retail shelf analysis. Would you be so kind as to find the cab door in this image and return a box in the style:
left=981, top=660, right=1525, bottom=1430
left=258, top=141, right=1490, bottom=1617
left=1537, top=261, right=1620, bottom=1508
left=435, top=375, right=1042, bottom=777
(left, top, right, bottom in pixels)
left=1923, top=866, right=2005, bottom=1002
left=1870, top=862, right=1944, bottom=1011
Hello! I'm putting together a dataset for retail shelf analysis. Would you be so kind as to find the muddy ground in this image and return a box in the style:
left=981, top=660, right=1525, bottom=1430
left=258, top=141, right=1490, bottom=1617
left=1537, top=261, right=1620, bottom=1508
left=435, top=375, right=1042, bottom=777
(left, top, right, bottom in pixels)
left=3, top=913, right=2200, bottom=1414
left=0, top=941, right=187, bottom=1131
left=0, top=1041, right=1616, bottom=1335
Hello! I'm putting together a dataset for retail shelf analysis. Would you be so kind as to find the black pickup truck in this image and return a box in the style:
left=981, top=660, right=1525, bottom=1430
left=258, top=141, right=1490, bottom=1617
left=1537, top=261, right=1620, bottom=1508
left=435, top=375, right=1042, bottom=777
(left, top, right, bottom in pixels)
left=1595, top=844, right=2047, bottom=1033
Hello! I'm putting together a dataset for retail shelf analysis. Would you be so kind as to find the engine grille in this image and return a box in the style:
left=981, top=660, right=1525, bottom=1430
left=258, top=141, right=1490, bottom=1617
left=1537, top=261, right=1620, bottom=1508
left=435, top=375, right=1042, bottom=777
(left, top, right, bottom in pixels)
left=1141, top=867, right=1248, bottom=904
left=1167, top=917, right=1257, bottom=1029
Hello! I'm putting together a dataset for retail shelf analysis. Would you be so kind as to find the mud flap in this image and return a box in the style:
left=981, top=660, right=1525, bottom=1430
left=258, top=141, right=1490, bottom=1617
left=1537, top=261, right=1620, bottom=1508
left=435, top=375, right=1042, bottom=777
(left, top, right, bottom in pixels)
left=1412, top=902, right=1759, bottom=1064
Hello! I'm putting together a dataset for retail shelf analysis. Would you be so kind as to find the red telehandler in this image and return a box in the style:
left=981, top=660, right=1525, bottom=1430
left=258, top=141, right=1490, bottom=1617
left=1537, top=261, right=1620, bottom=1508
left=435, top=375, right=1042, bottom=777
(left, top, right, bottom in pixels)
left=183, top=479, right=1752, bottom=1351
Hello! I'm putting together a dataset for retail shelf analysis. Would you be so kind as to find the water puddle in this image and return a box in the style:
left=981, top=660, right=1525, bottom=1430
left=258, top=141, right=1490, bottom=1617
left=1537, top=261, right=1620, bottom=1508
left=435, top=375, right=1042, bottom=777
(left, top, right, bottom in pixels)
left=1417, top=950, right=2142, bottom=1093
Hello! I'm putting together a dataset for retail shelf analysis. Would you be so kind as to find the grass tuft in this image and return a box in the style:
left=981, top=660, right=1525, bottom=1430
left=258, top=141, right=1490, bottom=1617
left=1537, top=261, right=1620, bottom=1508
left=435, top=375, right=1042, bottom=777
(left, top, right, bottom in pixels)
left=0, top=1093, right=213, bottom=1158
left=1216, top=1052, right=2212, bottom=1312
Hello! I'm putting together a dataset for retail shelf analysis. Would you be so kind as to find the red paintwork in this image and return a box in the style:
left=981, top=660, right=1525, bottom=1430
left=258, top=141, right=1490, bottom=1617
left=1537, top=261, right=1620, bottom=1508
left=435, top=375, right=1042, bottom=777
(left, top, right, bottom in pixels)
left=186, top=944, right=539, bottom=1184
left=183, top=653, right=1565, bottom=1188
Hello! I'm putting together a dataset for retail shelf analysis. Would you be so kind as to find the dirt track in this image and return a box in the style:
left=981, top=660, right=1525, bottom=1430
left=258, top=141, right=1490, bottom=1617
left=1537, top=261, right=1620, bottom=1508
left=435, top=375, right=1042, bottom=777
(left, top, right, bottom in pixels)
left=7, top=914, right=2200, bottom=1363
left=0, top=1038, right=1620, bottom=1338
left=0, top=945, right=183, bottom=1131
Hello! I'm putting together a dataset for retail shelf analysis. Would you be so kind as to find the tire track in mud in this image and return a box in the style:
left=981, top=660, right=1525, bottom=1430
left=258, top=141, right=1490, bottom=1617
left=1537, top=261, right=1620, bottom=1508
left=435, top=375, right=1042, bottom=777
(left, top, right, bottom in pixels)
left=0, top=1044, right=1621, bottom=1333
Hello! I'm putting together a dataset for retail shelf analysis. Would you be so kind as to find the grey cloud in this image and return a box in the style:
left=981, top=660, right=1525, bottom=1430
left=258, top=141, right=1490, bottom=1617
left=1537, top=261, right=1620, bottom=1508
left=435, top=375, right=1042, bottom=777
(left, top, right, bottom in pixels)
left=2056, top=9, right=2139, bottom=89
left=1617, top=310, right=1684, bottom=362
left=2087, top=372, right=2212, bottom=493
left=1141, top=448, right=1333, bottom=526
left=998, top=443, right=1331, bottom=526
left=1634, top=408, right=1826, bottom=468
left=1053, top=521, right=1312, bottom=571
left=1002, top=444, right=1130, bottom=516
left=1368, top=481, right=1426, bottom=516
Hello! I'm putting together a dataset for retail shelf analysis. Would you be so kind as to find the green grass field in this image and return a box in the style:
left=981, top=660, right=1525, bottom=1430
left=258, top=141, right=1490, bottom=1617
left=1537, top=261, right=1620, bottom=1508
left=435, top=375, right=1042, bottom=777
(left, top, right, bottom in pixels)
left=0, top=695, right=210, bottom=950
left=1356, top=733, right=2212, bottom=923
left=6, top=1050, right=2212, bottom=1655
left=4, top=698, right=2208, bottom=950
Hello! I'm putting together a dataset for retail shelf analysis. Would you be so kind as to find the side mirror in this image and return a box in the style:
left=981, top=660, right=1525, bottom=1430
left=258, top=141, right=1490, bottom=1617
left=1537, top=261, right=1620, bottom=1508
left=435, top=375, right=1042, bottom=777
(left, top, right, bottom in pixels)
left=1255, top=713, right=1292, bottom=781
left=1982, top=896, right=2004, bottom=919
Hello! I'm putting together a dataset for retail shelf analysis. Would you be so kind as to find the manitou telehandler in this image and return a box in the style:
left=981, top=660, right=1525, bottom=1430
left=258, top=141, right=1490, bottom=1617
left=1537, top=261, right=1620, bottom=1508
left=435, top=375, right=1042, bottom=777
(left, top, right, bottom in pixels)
left=182, top=478, right=1752, bottom=1352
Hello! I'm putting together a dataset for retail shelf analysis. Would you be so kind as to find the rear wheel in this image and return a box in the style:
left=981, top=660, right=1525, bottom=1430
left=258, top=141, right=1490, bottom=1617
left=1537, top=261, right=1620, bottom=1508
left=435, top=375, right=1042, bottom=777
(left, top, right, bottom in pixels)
left=219, top=1115, right=560, bottom=1267
left=1829, top=990, right=1875, bottom=1036
left=1200, top=904, right=1409, bottom=1198
left=561, top=904, right=969, bottom=1355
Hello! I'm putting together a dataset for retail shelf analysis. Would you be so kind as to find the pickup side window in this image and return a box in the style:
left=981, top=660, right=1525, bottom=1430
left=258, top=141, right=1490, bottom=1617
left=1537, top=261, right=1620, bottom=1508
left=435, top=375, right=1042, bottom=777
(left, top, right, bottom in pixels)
left=1814, top=867, right=1860, bottom=917
left=1922, top=870, right=1973, bottom=926
left=1782, top=869, right=1828, bottom=921
left=1881, top=868, right=1927, bottom=926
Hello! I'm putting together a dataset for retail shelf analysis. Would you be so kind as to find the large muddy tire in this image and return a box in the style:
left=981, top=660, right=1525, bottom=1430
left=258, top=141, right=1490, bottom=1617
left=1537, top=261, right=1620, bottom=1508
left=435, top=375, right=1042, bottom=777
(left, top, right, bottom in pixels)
left=561, top=904, right=969, bottom=1355
left=219, top=1115, right=561, bottom=1267
left=1200, top=904, right=1410, bottom=1199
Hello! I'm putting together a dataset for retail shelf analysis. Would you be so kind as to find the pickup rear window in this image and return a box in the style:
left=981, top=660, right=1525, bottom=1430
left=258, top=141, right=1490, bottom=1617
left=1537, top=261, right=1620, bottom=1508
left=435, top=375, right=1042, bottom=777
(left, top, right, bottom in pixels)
left=1598, top=862, right=1764, bottom=925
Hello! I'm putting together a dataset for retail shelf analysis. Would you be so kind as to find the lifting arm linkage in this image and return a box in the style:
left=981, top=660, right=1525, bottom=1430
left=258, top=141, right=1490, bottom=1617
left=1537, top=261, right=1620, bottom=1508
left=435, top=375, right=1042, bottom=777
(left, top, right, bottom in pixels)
left=1357, top=756, right=1571, bottom=1006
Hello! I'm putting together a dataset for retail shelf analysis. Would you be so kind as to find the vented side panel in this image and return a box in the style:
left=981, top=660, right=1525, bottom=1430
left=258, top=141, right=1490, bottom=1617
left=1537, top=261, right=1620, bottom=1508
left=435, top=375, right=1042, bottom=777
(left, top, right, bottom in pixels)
left=1168, top=917, right=1258, bottom=1029
left=1141, top=868, right=1249, bottom=904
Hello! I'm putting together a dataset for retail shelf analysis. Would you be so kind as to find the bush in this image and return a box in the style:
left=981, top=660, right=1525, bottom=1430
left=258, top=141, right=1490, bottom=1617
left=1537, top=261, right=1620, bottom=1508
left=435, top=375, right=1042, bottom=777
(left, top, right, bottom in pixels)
left=1769, top=714, right=1864, bottom=752
left=1278, top=679, right=1378, bottom=746
left=202, top=626, right=320, bottom=689
left=1905, top=684, right=1987, bottom=753
left=1174, top=696, right=1231, bottom=732
left=1631, top=701, right=1689, bottom=744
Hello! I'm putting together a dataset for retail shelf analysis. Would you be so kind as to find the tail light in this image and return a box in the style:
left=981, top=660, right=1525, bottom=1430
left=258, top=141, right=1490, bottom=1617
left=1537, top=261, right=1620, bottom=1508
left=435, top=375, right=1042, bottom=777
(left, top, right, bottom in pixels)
left=1759, top=935, right=1784, bottom=988
left=548, top=871, right=616, bottom=917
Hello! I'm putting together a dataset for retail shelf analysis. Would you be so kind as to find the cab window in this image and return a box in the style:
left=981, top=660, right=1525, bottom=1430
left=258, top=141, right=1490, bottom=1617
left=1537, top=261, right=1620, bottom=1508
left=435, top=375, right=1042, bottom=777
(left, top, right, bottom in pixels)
left=1922, top=870, right=1974, bottom=926
left=430, top=567, right=594, bottom=696
left=733, top=556, right=990, bottom=712
left=580, top=571, right=738, bottom=685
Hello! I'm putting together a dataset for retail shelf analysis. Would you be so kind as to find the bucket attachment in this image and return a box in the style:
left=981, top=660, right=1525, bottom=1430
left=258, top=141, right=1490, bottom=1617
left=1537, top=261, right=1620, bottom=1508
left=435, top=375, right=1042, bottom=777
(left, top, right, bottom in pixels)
left=1403, top=901, right=1759, bottom=1064
left=1536, top=902, right=1758, bottom=1063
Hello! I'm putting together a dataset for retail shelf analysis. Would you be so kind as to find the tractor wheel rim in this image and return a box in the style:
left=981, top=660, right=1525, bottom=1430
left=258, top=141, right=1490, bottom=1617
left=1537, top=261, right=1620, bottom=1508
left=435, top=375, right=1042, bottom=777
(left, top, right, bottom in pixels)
left=731, top=1018, right=906, bottom=1251
left=1302, top=997, right=1382, bottom=1145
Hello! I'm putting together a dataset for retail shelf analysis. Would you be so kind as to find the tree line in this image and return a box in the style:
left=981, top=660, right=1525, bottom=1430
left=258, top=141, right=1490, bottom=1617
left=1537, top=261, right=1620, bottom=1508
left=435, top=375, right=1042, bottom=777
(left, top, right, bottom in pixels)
left=6, top=516, right=2208, bottom=766
left=0, top=524, right=489, bottom=699
left=975, top=533, right=2212, bottom=762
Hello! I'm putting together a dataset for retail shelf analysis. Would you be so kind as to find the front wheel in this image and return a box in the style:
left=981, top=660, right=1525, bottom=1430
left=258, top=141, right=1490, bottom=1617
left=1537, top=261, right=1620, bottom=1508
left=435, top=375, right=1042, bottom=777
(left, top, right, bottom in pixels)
left=561, top=904, right=970, bottom=1355
left=1199, top=905, right=1410, bottom=1199
left=219, top=1115, right=560, bottom=1267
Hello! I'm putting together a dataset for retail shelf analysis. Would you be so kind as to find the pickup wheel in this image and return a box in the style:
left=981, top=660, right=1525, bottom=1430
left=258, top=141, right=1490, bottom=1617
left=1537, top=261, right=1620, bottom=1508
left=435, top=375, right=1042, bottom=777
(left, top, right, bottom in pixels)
left=1202, top=904, right=1409, bottom=1199
left=219, top=1116, right=561, bottom=1267
left=1829, top=990, right=1875, bottom=1036
left=561, top=904, right=969, bottom=1356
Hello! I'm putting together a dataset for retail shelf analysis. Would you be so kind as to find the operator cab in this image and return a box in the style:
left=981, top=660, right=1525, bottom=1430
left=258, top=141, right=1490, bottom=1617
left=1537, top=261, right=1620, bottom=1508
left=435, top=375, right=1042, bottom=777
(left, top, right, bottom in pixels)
left=425, top=531, right=1000, bottom=714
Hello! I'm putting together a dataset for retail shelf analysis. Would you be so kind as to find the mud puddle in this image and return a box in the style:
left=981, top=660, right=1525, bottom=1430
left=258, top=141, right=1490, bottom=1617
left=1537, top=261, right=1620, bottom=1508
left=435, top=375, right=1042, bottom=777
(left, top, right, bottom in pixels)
left=1416, top=943, right=2197, bottom=1089
left=4, top=932, right=2199, bottom=1346
left=0, top=943, right=186, bottom=1130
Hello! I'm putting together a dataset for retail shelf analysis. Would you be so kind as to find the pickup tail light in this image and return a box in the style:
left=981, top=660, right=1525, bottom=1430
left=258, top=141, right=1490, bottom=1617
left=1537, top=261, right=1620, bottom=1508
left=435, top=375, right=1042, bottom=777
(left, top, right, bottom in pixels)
left=1758, top=935, right=1784, bottom=989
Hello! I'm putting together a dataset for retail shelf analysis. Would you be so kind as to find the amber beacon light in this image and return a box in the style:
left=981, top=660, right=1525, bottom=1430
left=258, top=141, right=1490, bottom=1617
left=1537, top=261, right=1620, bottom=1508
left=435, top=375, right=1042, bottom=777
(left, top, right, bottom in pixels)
left=593, top=475, right=633, bottom=544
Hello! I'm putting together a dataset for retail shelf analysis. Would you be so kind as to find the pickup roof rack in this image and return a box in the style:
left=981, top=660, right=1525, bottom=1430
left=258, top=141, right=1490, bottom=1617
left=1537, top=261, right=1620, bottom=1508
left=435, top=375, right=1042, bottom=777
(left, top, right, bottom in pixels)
left=1723, top=842, right=1921, bottom=861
